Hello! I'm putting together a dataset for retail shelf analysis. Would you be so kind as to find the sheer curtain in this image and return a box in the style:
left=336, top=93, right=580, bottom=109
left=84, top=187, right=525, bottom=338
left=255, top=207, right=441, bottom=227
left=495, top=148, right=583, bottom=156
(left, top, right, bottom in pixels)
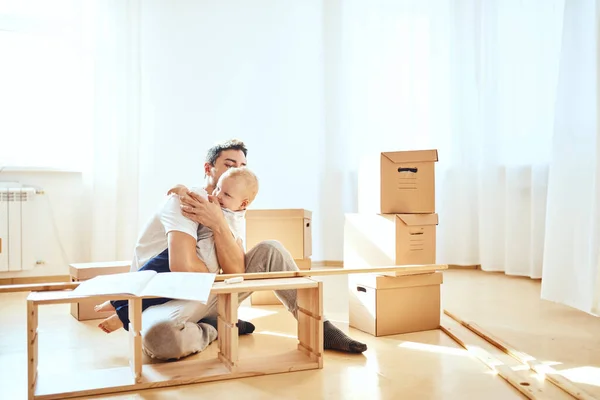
left=328, top=0, right=564, bottom=277
left=81, top=0, right=142, bottom=262
left=541, top=0, right=600, bottom=316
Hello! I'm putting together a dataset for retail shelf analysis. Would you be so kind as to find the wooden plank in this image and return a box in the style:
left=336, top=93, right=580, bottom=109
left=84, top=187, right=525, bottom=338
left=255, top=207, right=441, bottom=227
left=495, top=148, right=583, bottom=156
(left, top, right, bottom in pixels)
left=26, top=278, right=321, bottom=305
left=217, top=293, right=239, bottom=371
left=128, top=298, right=142, bottom=383
left=33, top=350, right=318, bottom=400
left=0, top=275, right=70, bottom=286
left=215, top=264, right=447, bottom=281
left=297, top=280, right=323, bottom=367
left=0, top=282, right=79, bottom=293
left=27, top=300, right=38, bottom=400
left=5, top=264, right=448, bottom=295
left=444, top=310, right=597, bottom=400
left=441, top=315, right=572, bottom=400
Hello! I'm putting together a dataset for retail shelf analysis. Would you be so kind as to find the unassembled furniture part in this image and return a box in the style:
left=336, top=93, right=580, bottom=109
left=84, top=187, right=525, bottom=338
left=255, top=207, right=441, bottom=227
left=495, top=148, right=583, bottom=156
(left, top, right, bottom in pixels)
left=26, top=277, right=323, bottom=400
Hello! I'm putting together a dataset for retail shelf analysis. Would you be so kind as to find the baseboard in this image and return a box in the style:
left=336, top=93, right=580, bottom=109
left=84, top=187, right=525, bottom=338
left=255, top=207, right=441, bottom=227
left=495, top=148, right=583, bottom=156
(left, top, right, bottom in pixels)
left=0, top=274, right=70, bottom=286
left=448, top=264, right=480, bottom=270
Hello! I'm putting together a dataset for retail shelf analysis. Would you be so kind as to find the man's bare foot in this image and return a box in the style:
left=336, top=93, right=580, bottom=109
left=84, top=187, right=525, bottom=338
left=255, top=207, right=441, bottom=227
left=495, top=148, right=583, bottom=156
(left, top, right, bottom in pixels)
left=94, top=301, right=115, bottom=313
left=98, top=314, right=123, bottom=333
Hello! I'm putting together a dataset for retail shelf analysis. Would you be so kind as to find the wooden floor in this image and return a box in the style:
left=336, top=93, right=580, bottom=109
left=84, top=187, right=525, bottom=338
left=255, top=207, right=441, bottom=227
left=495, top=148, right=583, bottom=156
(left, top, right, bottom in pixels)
left=1, top=269, right=599, bottom=399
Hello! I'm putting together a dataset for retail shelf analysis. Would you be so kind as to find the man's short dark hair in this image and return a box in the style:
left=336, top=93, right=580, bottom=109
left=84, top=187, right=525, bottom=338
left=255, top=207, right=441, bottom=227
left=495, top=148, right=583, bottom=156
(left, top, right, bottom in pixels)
left=205, top=139, right=248, bottom=165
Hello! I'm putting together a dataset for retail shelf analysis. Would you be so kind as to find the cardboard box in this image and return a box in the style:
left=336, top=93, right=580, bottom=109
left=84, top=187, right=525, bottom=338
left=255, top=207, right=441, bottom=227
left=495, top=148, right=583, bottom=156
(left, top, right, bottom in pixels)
left=69, top=261, right=131, bottom=321
left=358, top=149, right=438, bottom=214
left=245, top=209, right=312, bottom=259
left=343, top=213, right=438, bottom=271
left=349, top=272, right=442, bottom=336
left=250, top=258, right=311, bottom=305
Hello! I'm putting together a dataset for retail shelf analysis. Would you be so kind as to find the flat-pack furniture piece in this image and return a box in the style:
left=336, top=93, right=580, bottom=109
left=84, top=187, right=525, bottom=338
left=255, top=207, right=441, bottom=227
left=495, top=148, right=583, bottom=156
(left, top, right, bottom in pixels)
left=26, top=277, right=323, bottom=400
left=24, top=264, right=447, bottom=400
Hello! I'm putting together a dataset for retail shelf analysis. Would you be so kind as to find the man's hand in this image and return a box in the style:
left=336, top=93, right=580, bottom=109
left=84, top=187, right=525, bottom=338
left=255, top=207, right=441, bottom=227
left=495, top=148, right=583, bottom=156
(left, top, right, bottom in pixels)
left=180, top=192, right=224, bottom=231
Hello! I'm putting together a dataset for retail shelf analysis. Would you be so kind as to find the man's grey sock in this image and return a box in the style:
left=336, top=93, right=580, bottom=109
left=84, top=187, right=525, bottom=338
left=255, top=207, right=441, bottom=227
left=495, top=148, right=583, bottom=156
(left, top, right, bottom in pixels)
left=198, top=317, right=255, bottom=335
left=323, top=320, right=367, bottom=353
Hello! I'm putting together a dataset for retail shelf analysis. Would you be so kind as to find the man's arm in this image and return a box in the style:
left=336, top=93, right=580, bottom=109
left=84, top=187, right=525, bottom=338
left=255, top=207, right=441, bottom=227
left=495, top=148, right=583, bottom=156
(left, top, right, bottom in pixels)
left=159, top=193, right=209, bottom=273
left=180, top=192, right=246, bottom=275
left=167, top=231, right=209, bottom=273
left=212, top=218, right=246, bottom=275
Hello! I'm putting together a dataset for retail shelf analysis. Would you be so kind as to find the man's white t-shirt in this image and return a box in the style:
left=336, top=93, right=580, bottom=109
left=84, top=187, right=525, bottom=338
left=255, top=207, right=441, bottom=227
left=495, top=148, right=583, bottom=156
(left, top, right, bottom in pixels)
left=130, top=187, right=246, bottom=273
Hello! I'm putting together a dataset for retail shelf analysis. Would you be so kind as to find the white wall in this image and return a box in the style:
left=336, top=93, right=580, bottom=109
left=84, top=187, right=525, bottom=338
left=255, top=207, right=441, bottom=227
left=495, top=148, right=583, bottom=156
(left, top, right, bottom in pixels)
left=0, top=1, right=343, bottom=283
left=0, top=171, right=90, bottom=278
left=137, top=1, right=329, bottom=258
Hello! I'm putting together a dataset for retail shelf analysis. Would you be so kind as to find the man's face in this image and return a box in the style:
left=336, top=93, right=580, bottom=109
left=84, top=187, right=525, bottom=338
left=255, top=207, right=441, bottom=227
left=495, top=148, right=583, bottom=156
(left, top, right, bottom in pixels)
left=205, top=149, right=247, bottom=184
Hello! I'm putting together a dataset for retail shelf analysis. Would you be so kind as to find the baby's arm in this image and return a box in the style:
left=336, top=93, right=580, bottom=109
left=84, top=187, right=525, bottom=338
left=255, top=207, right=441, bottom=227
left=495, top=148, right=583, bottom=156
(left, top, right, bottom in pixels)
left=167, top=184, right=188, bottom=196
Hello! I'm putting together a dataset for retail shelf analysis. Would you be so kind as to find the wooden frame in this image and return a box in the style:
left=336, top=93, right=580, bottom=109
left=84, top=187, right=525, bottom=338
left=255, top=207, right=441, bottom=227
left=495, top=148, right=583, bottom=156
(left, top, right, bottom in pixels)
left=26, top=277, right=324, bottom=400
left=19, top=264, right=447, bottom=399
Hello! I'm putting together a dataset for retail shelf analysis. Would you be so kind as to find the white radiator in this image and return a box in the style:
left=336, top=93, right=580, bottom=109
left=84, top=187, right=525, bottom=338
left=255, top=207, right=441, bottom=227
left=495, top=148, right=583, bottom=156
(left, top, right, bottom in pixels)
left=0, top=182, right=40, bottom=271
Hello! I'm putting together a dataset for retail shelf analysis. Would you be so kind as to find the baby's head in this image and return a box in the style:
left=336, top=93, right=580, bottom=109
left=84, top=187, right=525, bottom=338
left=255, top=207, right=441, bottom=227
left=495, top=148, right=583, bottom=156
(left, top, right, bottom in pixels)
left=212, top=166, right=259, bottom=211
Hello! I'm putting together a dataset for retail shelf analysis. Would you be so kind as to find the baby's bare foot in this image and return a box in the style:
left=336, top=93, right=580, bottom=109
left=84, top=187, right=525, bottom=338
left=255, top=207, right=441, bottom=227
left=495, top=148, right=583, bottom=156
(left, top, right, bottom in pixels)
left=94, top=301, right=115, bottom=313
left=98, top=314, right=123, bottom=333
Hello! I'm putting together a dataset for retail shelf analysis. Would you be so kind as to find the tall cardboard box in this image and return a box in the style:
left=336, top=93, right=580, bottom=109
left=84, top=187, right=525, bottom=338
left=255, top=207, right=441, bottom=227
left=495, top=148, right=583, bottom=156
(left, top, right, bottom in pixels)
left=245, top=209, right=312, bottom=259
left=358, top=149, right=438, bottom=214
left=245, top=209, right=312, bottom=305
left=349, top=272, right=442, bottom=336
left=343, top=213, right=438, bottom=273
left=69, top=261, right=131, bottom=321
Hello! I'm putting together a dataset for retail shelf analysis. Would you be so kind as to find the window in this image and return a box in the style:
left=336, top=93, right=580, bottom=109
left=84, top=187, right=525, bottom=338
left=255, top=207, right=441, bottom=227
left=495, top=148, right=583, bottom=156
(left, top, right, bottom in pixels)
left=0, top=1, right=92, bottom=171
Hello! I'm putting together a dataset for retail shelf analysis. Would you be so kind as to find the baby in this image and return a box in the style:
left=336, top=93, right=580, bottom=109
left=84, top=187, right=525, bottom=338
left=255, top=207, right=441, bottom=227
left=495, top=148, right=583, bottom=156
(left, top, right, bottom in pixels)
left=95, top=166, right=259, bottom=333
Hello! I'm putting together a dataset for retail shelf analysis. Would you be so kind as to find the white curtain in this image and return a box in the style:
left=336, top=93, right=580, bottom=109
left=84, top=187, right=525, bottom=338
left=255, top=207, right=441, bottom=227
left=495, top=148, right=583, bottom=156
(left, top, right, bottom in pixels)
left=81, top=0, right=142, bottom=262
left=332, top=0, right=600, bottom=314
left=333, top=0, right=565, bottom=279
left=541, top=0, right=600, bottom=316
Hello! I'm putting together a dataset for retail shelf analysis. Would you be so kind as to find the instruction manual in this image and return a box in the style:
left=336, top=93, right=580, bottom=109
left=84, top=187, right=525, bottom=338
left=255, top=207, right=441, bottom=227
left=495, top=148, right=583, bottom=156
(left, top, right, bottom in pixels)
left=71, top=270, right=216, bottom=303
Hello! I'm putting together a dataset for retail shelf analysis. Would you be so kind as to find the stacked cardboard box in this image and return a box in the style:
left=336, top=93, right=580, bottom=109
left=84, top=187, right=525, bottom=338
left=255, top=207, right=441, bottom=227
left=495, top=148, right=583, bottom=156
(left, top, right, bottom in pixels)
left=345, top=149, right=441, bottom=336
left=69, top=261, right=131, bottom=320
left=245, top=209, right=312, bottom=305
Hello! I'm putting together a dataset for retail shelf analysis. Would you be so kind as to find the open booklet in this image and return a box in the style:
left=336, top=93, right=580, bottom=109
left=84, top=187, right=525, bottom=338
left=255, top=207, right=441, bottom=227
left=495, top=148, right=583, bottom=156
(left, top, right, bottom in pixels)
left=71, top=270, right=217, bottom=303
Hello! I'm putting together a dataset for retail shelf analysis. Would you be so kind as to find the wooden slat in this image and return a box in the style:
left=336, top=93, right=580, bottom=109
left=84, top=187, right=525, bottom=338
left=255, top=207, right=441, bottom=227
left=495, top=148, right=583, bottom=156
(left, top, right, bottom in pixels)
left=4, top=264, right=447, bottom=294
left=33, top=350, right=318, bottom=400
left=0, top=282, right=79, bottom=293
left=217, top=293, right=239, bottom=371
left=297, top=280, right=323, bottom=367
left=441, top=314, right=571, bottom=400
left=27, top=300, right=38, bottom=400
left=216, top=264, right=447, bottom=281
left=444, top=310, right=597, bottom=400
left=128, top=298, right=142, bottom=383
left=26, top=278, right=321, bottom=306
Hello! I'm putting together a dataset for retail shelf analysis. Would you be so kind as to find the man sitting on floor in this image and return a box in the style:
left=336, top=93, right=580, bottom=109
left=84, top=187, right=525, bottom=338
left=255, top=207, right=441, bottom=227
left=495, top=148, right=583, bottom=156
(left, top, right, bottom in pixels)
left=106, top=139, right=368, bottom=360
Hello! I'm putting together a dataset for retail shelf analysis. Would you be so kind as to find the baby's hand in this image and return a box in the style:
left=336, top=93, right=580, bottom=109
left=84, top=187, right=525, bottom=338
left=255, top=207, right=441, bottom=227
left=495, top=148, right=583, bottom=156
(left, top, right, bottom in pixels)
left=167, top=184, right=188, bottom=196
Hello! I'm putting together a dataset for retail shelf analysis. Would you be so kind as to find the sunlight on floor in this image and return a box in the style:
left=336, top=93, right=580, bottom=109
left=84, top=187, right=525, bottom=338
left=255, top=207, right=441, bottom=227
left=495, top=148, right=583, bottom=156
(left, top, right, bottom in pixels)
left=398, top=341, right=469, bottom=357
left=255, top=331, right=298, bottom=339
left=238, top=307, right=278, bottom=321
left=559, top=366, right=600, bottom=387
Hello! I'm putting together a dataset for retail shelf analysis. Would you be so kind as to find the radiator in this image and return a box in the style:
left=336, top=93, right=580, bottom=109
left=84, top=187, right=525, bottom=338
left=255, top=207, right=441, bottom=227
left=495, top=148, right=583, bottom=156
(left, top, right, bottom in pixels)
left=0, top=182, right=39, bottom=271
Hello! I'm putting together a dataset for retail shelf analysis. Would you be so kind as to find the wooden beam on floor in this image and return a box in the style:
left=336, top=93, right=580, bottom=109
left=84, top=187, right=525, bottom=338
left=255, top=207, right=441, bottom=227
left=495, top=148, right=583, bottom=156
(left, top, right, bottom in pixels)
left=444, top=310, right=596, bottom=400
left=441, top=314, right=575, bottom=400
